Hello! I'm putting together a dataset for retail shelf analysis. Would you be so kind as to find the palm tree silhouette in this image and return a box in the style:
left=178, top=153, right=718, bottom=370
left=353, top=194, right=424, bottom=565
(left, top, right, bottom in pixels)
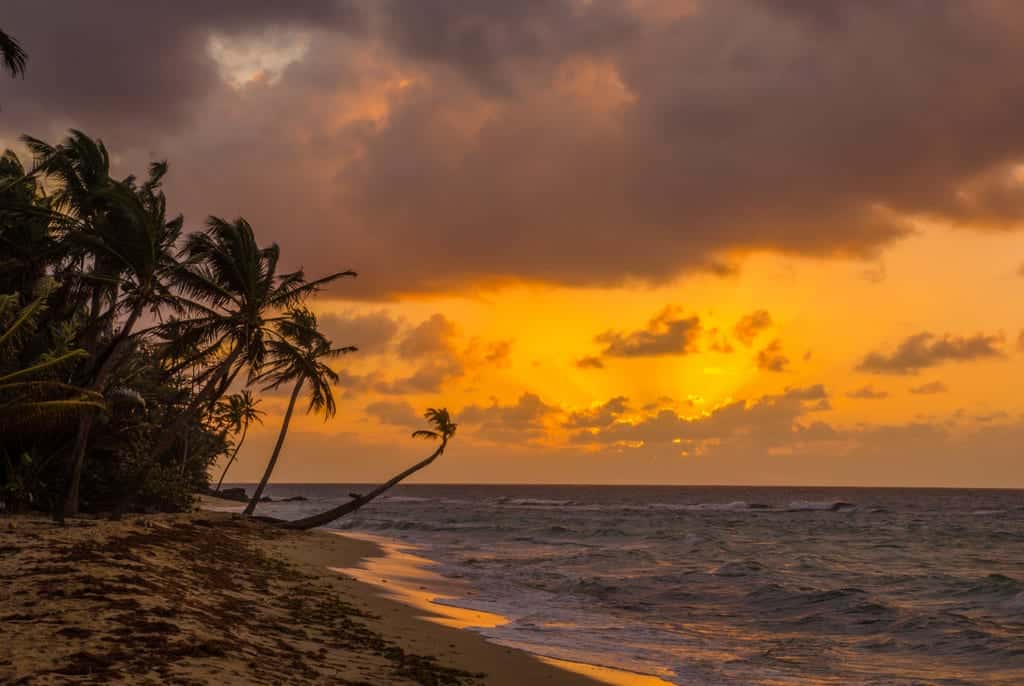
left=243, top=307, right=356, bottom=515
left=116, top=218, right=354, bottom=514
left=0, top=29, right=27, bottom=78
left=24, top=132, right=184, bottom=515
left=281, top=408, right=456, bottom=530
left=213, top=389, right=264, bottom=493
left=151, top=219, right=350, bottom=448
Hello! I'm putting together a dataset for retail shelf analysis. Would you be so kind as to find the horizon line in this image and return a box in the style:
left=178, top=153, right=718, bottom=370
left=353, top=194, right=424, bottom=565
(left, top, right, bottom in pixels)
left=226, top=482, right=1024, bottom=491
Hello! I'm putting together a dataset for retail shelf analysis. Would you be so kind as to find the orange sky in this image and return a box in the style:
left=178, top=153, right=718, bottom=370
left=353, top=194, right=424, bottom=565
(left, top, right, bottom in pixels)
left=229, top=221, right=1024, bottom=487
left=2, top=1, right=1023, bottom=486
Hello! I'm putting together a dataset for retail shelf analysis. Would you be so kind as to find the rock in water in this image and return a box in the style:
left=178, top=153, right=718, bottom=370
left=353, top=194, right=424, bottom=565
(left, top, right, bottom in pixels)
left=216, top=487, right=248, bottom=503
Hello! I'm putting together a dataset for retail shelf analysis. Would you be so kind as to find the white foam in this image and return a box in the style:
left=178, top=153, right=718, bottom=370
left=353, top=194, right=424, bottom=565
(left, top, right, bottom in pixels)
left=650, top=501, right=753, bottom=512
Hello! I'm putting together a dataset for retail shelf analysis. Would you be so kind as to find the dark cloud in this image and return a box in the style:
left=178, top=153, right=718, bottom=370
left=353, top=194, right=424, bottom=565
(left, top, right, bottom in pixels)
left=756, top=339, right=790, bottom=372
left=857, top=332, right=1005, bottom=375
left=909, top=381, right=949, bottom=395
left=378, top=0, right=637, bottom=93
left=734, top=310, right=772, bottom=347
left=563, top=396, right=629, bottom=429
left=846, top=385, right=889, bottom=400
left=364, top=399, right=420, bottom=427
left=781, top=384, right=829, bottom=403
left=9, top=3, right=1024, bottom=295
left=333, top=368, right=367, bottom=396
left=460, top=392, right=558, bottom=441
left=571, top=385, right=830, bottom=448
left=318, top=311, right=512, bottom=396
left=318, top=311, right=399, bottom=353
left=0, top=2, right=363, bottom=139
left=595, top=307, right=701, bottom=358
left=575, top=355, right=605, bottom=370
left=397, top=314, right=457, bottom=359
left=372, top=359, right=464, bottom=395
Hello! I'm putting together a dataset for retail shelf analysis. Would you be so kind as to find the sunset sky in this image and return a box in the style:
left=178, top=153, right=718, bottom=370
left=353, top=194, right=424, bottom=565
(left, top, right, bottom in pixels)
left=3, top=1, right=1023, bottom=486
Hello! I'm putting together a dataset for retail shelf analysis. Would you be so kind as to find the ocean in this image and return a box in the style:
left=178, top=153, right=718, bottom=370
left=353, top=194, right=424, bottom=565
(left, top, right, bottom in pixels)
left=239, top=484, right=1024, bottom=686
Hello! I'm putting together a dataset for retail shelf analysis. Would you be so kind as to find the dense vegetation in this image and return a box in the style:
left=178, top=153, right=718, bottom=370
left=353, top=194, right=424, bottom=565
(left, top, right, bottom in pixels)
left=0, top=33, right=456, bottom=526
left=0, top=129, right=355, bottom=516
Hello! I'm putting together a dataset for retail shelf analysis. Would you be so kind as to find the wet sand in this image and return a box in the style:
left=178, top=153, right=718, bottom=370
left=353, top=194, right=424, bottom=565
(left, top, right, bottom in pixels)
left=0, top=503, right=615, bottom=685
left=331, top=531, right=676, bottom=686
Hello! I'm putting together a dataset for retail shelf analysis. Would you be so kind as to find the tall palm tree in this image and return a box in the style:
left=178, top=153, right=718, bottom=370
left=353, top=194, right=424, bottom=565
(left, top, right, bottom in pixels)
left=113, top=218, right=356, bottom=514
left=281, top=408, right=456, bottom=530
left=243, top=308, right=355, bottom=515
left=26, top=132, right=185, bottom=515
left=0, top=29, right=27, bottom=78
left=166, top=217, right=355, bottom=415
left=213, top=389, right=263, bottom=493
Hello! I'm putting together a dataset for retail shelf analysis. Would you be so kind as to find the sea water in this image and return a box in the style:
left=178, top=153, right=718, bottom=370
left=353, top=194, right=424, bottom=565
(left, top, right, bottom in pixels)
left=245, top=485, right=1024, bottom=685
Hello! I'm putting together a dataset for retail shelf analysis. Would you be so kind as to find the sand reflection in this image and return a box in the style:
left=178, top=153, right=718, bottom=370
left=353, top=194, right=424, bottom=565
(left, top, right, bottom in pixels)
left=332, top=532, right=677, bottom=686
left=540, top=657, right=677, bottom=686
left=331, top=532, right=506, bottom=629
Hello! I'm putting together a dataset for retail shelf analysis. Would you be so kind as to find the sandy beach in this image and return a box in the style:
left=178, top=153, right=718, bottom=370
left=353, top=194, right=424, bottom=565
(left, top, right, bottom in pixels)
left=0, top=501, right=610, bottom=685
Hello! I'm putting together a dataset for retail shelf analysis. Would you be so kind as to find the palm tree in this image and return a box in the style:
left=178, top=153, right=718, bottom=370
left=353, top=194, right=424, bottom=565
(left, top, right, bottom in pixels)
left=114, top=218, right=356, bottom=514
left=166, top=217, right=355, bottom=415
left=26, top=132, right=185, bottom=515
left=0, top=151, right=59, bottom=296
left=0, top=29, right=27, bottom=78
left=0, top=294, right=105, bottom=432
left=243, top=308, right=355, bottom=515
left=213, top=389, right=264, bottom=493
left=281, top=408, right=456, bottom=530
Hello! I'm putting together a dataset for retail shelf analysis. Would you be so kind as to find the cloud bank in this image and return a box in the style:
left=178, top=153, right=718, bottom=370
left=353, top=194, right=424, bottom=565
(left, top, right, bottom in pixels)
left=8, top=2, right=1024, bottom=296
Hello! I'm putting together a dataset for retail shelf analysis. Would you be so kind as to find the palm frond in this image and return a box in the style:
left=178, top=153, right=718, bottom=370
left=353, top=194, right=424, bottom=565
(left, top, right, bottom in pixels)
left=0, top=348, right=89, bottom=383
left=0, top=398, right=106, bottom=432
left=0, top=294, right=45, bottom=349
left=0, top=29, right=27, bottom=78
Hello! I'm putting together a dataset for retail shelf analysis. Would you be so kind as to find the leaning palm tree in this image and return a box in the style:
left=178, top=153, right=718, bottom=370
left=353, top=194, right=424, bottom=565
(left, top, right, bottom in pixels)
left=280, top=408, right=456, bottom=530
left=242, top=308, right=355, bottom=515
left=0, top=29, right=27, bottom=78
left=113, top=218, right=355, bottom=514
left=213, top=389, right=264, bottom=493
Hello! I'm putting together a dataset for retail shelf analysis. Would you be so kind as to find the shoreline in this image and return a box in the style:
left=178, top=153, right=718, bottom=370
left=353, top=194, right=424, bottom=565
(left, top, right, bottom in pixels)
left=255, top=520, right=610, bottom=686
left=331, top=531, right=677, bottom=686
left=0, top=505, right=611, bottom=685
left=202, top=494, right=674, bottom=684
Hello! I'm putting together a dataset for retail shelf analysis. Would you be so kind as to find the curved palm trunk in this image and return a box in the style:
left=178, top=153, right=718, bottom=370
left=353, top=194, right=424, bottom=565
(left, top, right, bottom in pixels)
left=243, top=377, right=304, bottom=516
left=214, top=423, right=249, bottom=493
left=281, top=438, right=448, bottom=530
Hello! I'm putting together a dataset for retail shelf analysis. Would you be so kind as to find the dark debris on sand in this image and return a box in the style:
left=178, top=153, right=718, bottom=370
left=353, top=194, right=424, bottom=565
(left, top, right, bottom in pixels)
left=0, top=515, right=485, bottom=685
